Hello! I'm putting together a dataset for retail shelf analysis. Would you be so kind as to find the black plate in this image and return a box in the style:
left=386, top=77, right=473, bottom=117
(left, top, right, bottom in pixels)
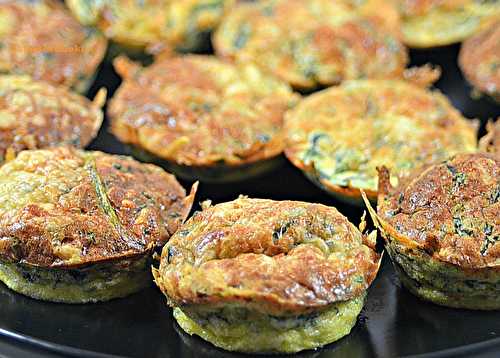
left=0, top=44, right=499, bottom=358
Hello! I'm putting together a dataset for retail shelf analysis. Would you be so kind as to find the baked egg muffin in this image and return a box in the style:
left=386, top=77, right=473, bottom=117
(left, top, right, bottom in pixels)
left=0, top=147, right=197, bottom=303
left=153, top=197, right=380, bottom=353
left=459, top=20, right=500, bottom=101
left=0, top=0, right=107, bottom=93
left=108, top=55, right=298, bottom=182
left=213, top=0, right=407, bottom=90
left=67, top=0, right=234, bottom=54
left=364, top=152, right=500, bottom=310
left=397, top=0, right=500, bottom=48
left=0, top=75, right=106, bottom=163
left=284, top=79, right=478, bottom=203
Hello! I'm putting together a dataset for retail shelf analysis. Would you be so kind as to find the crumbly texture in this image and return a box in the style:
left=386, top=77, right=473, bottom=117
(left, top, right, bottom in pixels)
left=459, top=21, right=500, bottom=101
left=154, top=197, right=378, bottom=352
left=214, top=0, right=407, bottom=89
left=173, top=294, right=365, bottom=353
left=0, top=75, right=105, bottom=163
left=0, top=256, right=152, bottom=303
left=366, top=153, right=500, bottom=309
left=396, top=0, right=500, bottom=48
left=154, top=197, right=379, bottom=315
left=67, top=0, right=234, bottom=52
left=284, top=79, right=478, bottom=201
left=0, top=0, right=107, bottom=92
left=109, top=55, right=298, bottom=168
left=0, top=147, right=196, bottom=268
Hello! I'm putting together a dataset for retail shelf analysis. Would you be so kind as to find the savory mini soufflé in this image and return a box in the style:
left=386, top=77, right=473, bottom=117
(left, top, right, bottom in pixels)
left=0, top=147, right=196, bottom=303
left=108, top=55, right=298, bottom=182
left=0, top=0, right=107, bottom=93
left=67, top=0, right=234, bottom=54
left=154, top=196, right=380, bottom=353
left=459, top=20, right=500, bottom=101
left=284, top=79, right=478, bottom=203
left=0, top=75, right=105, bottom=163
left=396, top=0, right=500, bottom=48
left=214, top=0, right=407, bottom=89
left=365, top=153, right=500, bottom=310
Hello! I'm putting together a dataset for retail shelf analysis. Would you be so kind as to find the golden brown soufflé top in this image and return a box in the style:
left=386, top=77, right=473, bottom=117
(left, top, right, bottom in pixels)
left=0, top=0, right=107, bottom=90
left=154, top=197, right=380, bottom=315
left=0, top=75, right=105, bottom=163
left=395, top=0, right=500, bottom=48
left=108, top=55, right=298, bottom=167
left=213, top=0, right=407, bottom=89
left=459, top=20, right=500, bottom=100
left=284, top=79, right=478, bottom=200
left=0, top=147, right=197, bottom=268
left=378, top=153, right=499, bottom=269
left=66, top=0, right=235, bottom=51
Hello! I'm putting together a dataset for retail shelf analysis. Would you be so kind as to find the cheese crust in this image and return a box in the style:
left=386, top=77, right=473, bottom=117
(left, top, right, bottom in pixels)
left=109, top=55, right=297, bottom=181
left=0, top=75, right=105, bottom=163
left=214, top=0, right=407, bottom=89
left=154, top=197, right=380, bottom=352
left=459, top=20, right=500, bottom=101
left=367, top=153, right=500, bottom=309
left=284, top=79, right=478, bottom=202
left=0, top=148, right=196, bottom=302
left=67, top=0, right=234, bottom=52
left=397, top=0, right=500, bottom=48
left=0, top=0, right=107, bottom=92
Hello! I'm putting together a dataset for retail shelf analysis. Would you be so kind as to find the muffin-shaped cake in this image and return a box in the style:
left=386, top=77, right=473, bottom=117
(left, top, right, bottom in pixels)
left=284, top=79, right=478, bottom=203
left=154, top=196, right=380, bottom=353
left=67, top=0, right=234, bottom=54
left=108, top=55, right=298, bottom=182
left=0, top=75, right=105, bottom=163
left=0, top=0, right=107, bottom=93
left=396, top=0, right=500, bottom=48
left=214, top=0, right=407, bottom=89
left=0, top=147, right=196, bottom=303
left=459, top=20, right=500, bottom=101
left=365, top=153, right=499, bottom=310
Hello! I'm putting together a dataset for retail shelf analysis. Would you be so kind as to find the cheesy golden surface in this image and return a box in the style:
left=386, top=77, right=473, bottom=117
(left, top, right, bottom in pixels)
left=397, top=0, right=500, bottom=47
left=459, top=20, right=500, bottom=101
left=67, top=0, right=234, bottom=52
left=154, top=197, right=379, bottom=352
left=0, top=0, right=107, bottom=92
left=0, top=147, right=196, bottom=268
left=109, top=55, right=298, bottom=168
left=285, top=79, right=478, bottom=201
left=214, top=0, right=407, bottom=89
left=365, top=153, right=500, bottom=309
left=0, top=75, right=105, bottom=163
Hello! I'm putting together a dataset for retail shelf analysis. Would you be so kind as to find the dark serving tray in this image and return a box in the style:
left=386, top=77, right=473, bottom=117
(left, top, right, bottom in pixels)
left=0, top=44, right=499, bottom=358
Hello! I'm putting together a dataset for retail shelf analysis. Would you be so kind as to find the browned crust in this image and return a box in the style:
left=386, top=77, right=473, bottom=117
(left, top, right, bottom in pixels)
left=0, top=147, right=197, bottom=268
left=154, top=197, right=380, bottom=315
left=213, top=0, right=407, bottom=89
left=0, top=76, right=106, bottom=162
left=398, top=0, right=467, bottom=16
left=0, top=0, right=107, bottom=89
left=376, top=153, right=500, bottom=269
left=108, top=55, right=297, bottom=167
left=459, top=20, right=500, bottom=100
